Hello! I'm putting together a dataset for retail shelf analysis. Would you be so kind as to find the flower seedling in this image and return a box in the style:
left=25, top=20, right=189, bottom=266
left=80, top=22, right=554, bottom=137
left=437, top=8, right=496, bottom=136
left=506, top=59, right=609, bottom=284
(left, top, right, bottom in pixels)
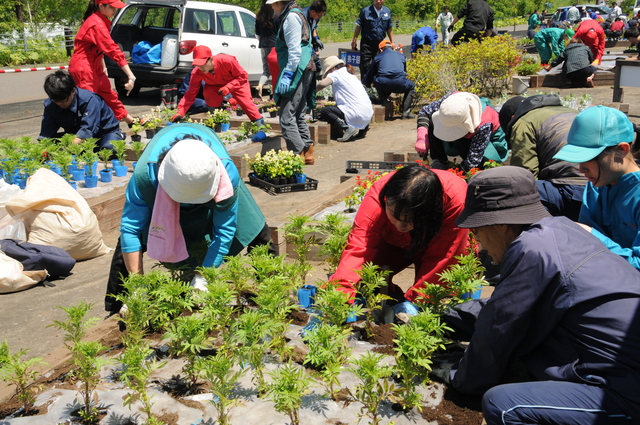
left=111, top=139, right=128, bottom=167
left=98, top=148, right=113, bottom=172
left=71, top=340, right=112, bottom=422
left=355, top=262, right=393, bottom=338
left=302, top=322, right=352, bottom=400
left=51, top=150, right=74, bottom=182
left=313, top=282, right=363, bottom=328
left=0, top=339, right=47, bottom=416
left=162, top=314, right=211, bottom=391
left=196, top=267, right=237, bottom=349
left=283, top=214, right=321, bottom=287
left=347, top=351, right=399, bottom=425
left=130, top=140, right=146, bottom=161
left=219, top=253, right=253, bottom=308
left=266, top=362, right=313, bottom=425
left=318, top=212, right=352, bottom=275
left=254, top=274, right=296, bottom=356
left=195, top=351, right=246, bottom=425
left=231, top=310, right=274, bottom=396
left=392, top=309, right=449, bottom=411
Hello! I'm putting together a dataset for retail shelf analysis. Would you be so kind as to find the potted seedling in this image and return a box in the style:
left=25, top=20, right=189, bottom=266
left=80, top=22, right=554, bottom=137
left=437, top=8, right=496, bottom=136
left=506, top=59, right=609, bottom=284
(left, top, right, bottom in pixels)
left=98, top=148, right=113, bottom=182
left=267, top=106, right=278, bottom=118
left=130, top=120, right=142, bottom=142
left=51, top=150, right=75, bottom=188
left=81, top=150, right=99, bottom=188
left=266, top=362, right=313, bottom=425
left=143, top=115, right=158, bottom=138
left=111, top=139, right=129, bottom=177
left=66, top=142, right=86, bottom=181
left=130, top=140, right=146, bottom=170
left=0, top=339, right=48, bottom=417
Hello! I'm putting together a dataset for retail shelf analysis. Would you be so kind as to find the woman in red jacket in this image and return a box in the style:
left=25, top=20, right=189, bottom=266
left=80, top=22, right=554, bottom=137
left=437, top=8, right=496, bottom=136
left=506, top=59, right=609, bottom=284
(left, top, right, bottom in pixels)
left=330, top=164, right=470, bottom=303
left=69, top=0, right=137, bottom=126
left=574, top=19, right=606, bottom=65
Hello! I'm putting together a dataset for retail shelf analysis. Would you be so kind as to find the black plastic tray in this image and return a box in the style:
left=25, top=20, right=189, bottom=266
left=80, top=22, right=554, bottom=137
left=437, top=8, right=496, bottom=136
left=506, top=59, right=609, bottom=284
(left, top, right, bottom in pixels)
left=248, top=175, right=318, bottom=195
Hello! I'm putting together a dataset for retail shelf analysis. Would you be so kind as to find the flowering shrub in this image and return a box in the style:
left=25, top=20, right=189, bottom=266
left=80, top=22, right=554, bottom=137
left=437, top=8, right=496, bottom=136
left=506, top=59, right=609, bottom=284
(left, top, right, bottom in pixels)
left=407, top=35, right=521, bottom=104
left=344, top=170, right=386, bottom=211
left=245, top=149, right=305, bottom=179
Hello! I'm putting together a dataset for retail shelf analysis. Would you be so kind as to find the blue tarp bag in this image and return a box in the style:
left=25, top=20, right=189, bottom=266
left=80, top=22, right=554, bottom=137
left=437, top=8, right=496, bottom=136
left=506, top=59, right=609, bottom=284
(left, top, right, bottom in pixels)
left=132, top=41, right=162, bottom=64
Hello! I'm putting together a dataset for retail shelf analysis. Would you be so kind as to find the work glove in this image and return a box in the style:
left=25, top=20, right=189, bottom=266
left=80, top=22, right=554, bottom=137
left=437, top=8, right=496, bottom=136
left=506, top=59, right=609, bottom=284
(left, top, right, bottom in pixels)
left=313, top=36, right=324, bottom=50
left=415, top=126, right=429, bottom=156
left=428, top=344, right=466, bottom=386
left=278, top=71, right=294, bottom=94
left=393, top=301, right=419, bottom=324
left=190, top=274, right=208, bottom=292
left=448, top=25, right=455, bottom=32
left=218, top=86, right=230, bottom=96
left=171, top=113, right=183, bottom=123
left=228, top=97, right=237, bottom=106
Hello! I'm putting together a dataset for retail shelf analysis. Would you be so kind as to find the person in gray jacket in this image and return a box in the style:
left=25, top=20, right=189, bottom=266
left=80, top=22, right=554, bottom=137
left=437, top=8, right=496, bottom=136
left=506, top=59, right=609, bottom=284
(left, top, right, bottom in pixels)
left=546, top=38, right=597, bottom=87
left=436, top=166, right=640, bottom=425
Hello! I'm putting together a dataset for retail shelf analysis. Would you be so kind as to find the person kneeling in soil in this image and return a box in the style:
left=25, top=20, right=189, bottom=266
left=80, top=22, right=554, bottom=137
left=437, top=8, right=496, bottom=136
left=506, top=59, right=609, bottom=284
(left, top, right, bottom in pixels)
left=435, top=166, right=640, bottom=425
left=330, top=164, right=470, bottom=307
left=105, top=123, right=276, bottom=316
left=545, top=37, right=597, bottom=87
left=40, top=70, right=125, bottom=150
left=315, top=56, right=373, bottom=142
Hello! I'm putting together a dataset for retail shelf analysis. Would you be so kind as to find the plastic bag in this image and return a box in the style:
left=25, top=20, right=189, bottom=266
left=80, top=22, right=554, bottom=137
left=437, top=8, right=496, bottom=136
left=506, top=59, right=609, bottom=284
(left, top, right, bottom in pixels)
left=0, top=178, right=22, bottom=221
left=132, top=40, right=162, bottom=64
left=0, top=250, right=47, bottom=294
left=0, top=214, right=26, bottom=241
left=5, top=168, right=111, bottom=261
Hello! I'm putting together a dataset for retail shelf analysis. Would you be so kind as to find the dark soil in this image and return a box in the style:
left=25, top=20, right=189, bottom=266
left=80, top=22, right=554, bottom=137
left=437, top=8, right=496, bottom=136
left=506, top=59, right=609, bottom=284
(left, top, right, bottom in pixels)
left=420, top=384, right=484, bottom=425
left=157, top=411, right=179, bottom=425
left=290, top=310, right=309, bottom=326
left=366, top=323, right=397, bottom=355
left=0, top=399, right=49, bottom=420
left=334, top=387, right=350, bottom=402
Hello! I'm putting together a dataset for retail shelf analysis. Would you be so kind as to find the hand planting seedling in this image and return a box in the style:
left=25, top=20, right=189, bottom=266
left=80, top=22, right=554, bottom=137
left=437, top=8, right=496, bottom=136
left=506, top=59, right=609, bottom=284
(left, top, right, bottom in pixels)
left=0, top=339, right=47, bottom=416
left=356, top=262, right=394, bottom=338
left=266, top=362, right=313, bottom=425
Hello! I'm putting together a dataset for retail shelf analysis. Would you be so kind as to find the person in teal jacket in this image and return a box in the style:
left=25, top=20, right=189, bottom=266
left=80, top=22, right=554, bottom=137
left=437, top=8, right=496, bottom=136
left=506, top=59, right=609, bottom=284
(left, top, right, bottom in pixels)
left=527, top=9, right=540, bottom=39
left=104, top=123, right=275, bottom=315
left=268, top=0, right=316, bottom=165
left=554, top=106, right=640, bottom=271
left=534, top=27, right=573, bottom=65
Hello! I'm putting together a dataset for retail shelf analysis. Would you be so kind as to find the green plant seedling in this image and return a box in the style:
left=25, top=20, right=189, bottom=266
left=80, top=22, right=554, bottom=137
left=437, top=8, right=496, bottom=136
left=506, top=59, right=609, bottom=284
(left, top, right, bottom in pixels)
left=51, top=150, right=74, bottom=182
left=195, top=267, right=237, bottom=350
left=0, top=339, right=48, bottom=415
left=266, top=362, right=313, bottom=425
left=247, top=243, right=288, bottom=283
left=392, top=309, right=449, bottom=411
left=130, top=140, right=146, bottom=160
left=219, top=253, right=253, bottom=308
left=110, top=273, right=154, bottom=347
left=283, top=214, right=321, bottom=287
left=302, top=322, right=352, bottom=400
left=318, top=213, right=352, bottom=276
left=254, top=274, right=296, bottom=357
left=355, top=262, right=394, bottom=338
left=347, top=351, right=399, bottom=425
left=162, top=314, right=211, bottom=391
left=111, top=139, right=128, bottom=166
left=195, top=351, right=246, bottom=425
left=81, top=150, right=98, bottom=177
left=98, top=148, right=113, bottom=171
left=71, top=340, right=112, bottom=422
left=48, top=301, right=100, bottom=349
left=231, top=310, right=274, bottom=396
left=314, top=282, right=363, bottom=328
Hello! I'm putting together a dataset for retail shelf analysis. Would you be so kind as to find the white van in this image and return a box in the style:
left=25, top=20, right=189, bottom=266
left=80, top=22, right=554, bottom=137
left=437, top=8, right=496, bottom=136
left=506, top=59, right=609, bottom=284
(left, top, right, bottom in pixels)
left=106, top=0, right=261, bottom=97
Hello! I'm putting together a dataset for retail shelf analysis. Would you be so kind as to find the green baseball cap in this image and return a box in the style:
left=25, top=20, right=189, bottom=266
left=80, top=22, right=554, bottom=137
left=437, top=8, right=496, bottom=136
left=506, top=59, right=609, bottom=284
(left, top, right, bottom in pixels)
left=554, top=106, right=634, bottom=163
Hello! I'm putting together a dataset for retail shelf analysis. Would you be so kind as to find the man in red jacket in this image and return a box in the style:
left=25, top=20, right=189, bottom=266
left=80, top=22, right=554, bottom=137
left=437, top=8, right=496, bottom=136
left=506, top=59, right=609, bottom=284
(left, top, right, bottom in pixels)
left=574, top=20, right=605, bottom=65
left=173, top=45, right=263, bottom=125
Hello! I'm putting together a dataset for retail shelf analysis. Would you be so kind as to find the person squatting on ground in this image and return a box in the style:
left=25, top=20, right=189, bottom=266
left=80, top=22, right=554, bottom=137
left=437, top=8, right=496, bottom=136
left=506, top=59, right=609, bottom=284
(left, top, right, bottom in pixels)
left=172, top=45, right=264, bottom=127
left=351, top=0, right=394, bottom=78
left=269, top=0, right=316, bottom=165
left=105, top=123, right=275, bottom=315
left=40, top=70, right=125, bottom=151
left=606, top=18, right=625, bottom=40
left=315, top=56, right=373, bottom=143
left=177, top=71, right=208, bottom=115
left=448, top=0, right=495, bottom=45
left=553, top=105, right=640, bottom=271
left=410, top=26, right=438, bottom=53
left=330, top=164, right=470, bottom=305
left=255, top=0, right=279, bottom=96
left=436, top=165, right=640, bottom=425
left=533, top=27, right=574, bottom=65
left=546, top=37, right=597, bottom=87
left=415, top=91, right=509, bottom=171
left=436, top=6, right=454, bottom=45
left=498, top=94, right=586, bottom=221
left=362, top=40, right=416, bottom=120
left=69, top=0, right=138, bottom=127
left=575, top=19, right=606, bottom=65
left=302, top=0, right=327, bottom=78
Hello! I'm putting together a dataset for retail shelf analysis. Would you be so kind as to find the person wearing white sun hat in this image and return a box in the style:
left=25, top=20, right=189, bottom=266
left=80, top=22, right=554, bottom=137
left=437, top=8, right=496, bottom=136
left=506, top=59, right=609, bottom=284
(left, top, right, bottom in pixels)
left=415, top=91, right=509, bottom=171
left=315, top=56, right=373, bottom=142
left=104, top=123, right=275, bottom=315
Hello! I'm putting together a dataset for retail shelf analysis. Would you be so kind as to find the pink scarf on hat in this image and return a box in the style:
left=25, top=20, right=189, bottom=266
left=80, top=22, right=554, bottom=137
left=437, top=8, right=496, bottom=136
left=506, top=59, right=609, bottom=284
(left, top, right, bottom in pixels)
left=147, top=156, right=234, bottom=263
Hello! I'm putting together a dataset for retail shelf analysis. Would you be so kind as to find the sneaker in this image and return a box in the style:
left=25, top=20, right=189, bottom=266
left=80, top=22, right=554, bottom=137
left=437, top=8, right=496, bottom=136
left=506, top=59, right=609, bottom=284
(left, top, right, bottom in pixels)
left=401, top=111, right=416, bottom=119
left=337, top=126, right=359, bottom=142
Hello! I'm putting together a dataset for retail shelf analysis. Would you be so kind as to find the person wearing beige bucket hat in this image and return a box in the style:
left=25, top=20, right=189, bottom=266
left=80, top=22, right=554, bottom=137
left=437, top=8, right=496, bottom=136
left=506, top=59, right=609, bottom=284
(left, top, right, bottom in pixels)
left=315, top=56, right=373, bottom=142
left=435, top=166, right=640, bottom=425
left=105, top=123, right=276, bottom=315
left=415, top=91, right=509, bottom=171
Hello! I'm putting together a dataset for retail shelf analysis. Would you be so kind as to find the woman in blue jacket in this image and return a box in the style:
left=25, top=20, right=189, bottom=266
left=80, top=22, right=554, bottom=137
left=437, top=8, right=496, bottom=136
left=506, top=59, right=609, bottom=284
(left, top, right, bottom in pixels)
left=105, top=123, right=274, bottom=315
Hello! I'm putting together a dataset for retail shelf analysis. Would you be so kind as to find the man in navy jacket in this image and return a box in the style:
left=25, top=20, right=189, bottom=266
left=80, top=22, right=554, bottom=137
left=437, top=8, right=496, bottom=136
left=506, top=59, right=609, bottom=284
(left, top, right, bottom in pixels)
left=441, top=166, right=640, bottom=425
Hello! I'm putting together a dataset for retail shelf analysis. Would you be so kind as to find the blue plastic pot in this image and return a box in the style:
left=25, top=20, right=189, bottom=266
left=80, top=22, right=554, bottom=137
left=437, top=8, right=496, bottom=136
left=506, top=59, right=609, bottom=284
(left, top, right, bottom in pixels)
left=111, top=159, right=121, bottom=167
left=84, top=175, right=99, bottom=188
left=221, top=123, right=231, bottom=132
left=295, top=173, right=307, bottom=184
left=114, top=164, right=129, bottom=177
left=69, top=181, right=77, bottom=190
left=297, top=285, right=317, bottom=308
left=100, top=169, right=113, bottom=183
left=71, top=169, right=85, bottom=181
left=461, top=288, right=483, bottom=300
left=85, top=162, right=98, bottom=176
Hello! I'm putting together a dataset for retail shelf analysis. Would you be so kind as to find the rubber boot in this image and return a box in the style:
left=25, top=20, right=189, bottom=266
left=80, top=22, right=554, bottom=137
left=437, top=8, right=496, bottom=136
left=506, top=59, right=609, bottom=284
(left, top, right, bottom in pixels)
left=301, top=143, right=315, bottom=165
left=402, top=90, right=416, bottom=119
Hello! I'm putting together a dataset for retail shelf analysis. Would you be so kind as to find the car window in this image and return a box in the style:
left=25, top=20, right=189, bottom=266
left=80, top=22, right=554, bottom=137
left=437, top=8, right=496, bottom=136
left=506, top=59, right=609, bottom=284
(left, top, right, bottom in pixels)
left=145, top=7, right=168, bottom=27
left=216, top=11, right=241, bottom=37
left=240, top=11, right=256, bottom=38
left=118, top=7, right=139, bottom=25
left=184, top=8, right=215, bottom=34
left=170, top=9, right=180, bottom=29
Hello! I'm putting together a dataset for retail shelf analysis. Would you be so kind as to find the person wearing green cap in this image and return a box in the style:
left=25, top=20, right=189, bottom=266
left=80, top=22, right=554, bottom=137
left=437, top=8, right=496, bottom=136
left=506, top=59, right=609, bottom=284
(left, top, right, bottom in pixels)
left=545, top=37, right=597, bottom=87
left=533, top=27, right=573, bottom=65
left=553, top=105, right=640, bottom=271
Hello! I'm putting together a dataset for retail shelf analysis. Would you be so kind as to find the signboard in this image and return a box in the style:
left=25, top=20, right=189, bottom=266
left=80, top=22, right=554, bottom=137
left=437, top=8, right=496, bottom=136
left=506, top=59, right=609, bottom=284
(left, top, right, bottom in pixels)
left=338, top=48, right=360, bottom=67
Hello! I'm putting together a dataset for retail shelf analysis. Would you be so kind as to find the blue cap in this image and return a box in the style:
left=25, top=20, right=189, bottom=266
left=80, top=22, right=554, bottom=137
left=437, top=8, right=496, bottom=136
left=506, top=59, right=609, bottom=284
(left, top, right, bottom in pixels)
left=553, top=106, right=634, bottom=163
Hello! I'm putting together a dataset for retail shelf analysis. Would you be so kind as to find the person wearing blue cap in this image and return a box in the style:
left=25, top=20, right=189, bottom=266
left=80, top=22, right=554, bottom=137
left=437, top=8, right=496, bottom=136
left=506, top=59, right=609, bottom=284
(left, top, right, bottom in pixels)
left=410, top=26, right=438, bottom=53
left=554, top=105, right=640, bottom=271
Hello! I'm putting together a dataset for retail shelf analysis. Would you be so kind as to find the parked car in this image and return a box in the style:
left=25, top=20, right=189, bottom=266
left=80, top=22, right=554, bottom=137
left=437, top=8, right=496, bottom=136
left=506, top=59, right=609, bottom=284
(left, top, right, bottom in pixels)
left=632, top=0, right=640, bottom=18
left=575, top=4, right=626, bottom=21
left=106, top=0, right=261, bottom=97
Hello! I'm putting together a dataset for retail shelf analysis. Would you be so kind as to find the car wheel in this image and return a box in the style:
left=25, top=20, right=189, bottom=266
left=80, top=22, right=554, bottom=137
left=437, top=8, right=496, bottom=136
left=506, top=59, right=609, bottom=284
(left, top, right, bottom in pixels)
left=115, top=77, right=141, bottom=98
